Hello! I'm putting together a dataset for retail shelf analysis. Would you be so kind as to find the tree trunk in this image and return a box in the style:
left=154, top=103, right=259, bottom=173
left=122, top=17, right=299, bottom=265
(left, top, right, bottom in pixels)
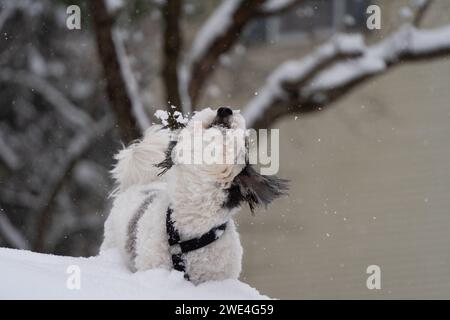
left=90, top=0, right=141, bottom=143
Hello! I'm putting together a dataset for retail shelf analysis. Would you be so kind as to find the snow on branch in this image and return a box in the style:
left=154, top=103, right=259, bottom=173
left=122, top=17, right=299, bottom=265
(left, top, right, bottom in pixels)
left=113, top=30, right=151, bottom=132
left=244, top=34, right=365, bottom=126
left=0, top=69, right=94, bottom=129
left=413, top=0, right=433, bottom=27
left=0, top=0, right=45, bottom=31
left=306, top=25, right=450, bottom=93
left=244, top=24, right=450, bottom=129
left=0, top=134, right=21, bottom=170
left=257, top=0, right=305, bottom=16
left=0, top=211, right=30, bottom=250
left=186, top=0, right=264, bottom=105
left=90, top=0, right=143, bottom=143
left=0, top=2, right=14, bottom=31
left=105, top=0, right=124, bottom=15
left=189, top=0, right=249, bottom=62
left=185, top=0, right=306, bottom=106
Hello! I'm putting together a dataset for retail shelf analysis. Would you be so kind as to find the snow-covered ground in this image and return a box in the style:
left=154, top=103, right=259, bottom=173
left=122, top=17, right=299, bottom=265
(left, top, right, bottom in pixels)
left=0, top=248, right=268, bottom=300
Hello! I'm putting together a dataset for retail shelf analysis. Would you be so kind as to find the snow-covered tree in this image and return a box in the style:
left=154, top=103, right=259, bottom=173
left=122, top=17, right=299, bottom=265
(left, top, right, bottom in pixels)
left=92, top=0, right=450, bottom=135
left=1, top=0, right=450, bottom=256
left=0, top=0, right=115, bottom=255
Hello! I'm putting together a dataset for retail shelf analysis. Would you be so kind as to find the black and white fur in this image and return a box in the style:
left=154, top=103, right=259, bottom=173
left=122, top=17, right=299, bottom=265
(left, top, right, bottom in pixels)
left=101, top=108, right=288, bottom=284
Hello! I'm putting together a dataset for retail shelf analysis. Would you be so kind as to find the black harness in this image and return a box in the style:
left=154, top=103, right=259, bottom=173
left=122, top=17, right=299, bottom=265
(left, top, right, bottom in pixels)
left=166, top=207, right=227, bottom=280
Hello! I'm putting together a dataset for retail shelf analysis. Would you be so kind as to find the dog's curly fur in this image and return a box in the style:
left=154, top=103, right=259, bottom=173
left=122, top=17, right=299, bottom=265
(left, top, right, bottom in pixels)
left=101, top=108, right=288, bottom=284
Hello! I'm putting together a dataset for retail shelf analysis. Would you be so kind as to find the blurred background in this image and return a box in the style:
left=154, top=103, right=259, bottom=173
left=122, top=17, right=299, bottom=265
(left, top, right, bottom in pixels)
left=1, top=0, right=450, bottom=299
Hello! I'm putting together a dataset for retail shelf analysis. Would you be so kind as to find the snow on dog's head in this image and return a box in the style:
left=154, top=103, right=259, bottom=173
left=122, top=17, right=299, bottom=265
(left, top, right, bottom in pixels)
left=170, top=107, right=247, bottom=184
left=157, top=107, right=288, bottom=213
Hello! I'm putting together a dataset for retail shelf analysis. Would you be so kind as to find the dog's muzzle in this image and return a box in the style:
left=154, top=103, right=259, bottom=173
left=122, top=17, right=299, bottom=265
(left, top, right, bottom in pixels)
left=210, top=107, right=233, bottom=128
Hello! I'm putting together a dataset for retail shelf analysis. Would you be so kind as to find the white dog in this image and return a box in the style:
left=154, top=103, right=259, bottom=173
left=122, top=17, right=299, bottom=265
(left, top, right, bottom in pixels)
left=101, top=108, right=288, bottom=284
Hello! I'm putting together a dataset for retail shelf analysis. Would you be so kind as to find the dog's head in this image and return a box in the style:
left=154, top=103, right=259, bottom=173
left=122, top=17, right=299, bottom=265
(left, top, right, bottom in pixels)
left=158, top=107, right=288, bottom=213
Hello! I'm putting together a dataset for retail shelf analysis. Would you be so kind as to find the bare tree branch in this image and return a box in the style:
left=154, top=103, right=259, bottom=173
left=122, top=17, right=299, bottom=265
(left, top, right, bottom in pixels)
left=112, top=30, right=151, bottom=132
left=0, top=69, right=94, bottom=129
left=91, top=0, right=141, bottom=143
left=0, top=189, right=38, bottom=210
left=33, top=116, right=113, bottom=252
left=0, top=211, right=30, bottom=250
left=161, top=0, right=183, bottom=113
left=244, top=34, right=366, bottom=126
left=413, top=0, right=433, bottom=27
left=186, top=0, right=306, bottom=107
left=245, top=25, right=450, bottom=129
left=0, top=2, right=14, bottom=31
left=187, top=0, right=265, bottom=107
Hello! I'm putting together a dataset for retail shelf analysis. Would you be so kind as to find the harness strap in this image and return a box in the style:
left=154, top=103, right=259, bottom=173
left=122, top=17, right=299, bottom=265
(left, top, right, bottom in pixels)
left=179, top=223, right=227, bottom=253
left=166, top=207, right=227, bottom=280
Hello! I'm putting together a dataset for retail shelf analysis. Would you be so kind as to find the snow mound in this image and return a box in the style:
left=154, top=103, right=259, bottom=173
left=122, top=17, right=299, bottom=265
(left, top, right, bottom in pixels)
left=0, top=248, right=268, bottom=300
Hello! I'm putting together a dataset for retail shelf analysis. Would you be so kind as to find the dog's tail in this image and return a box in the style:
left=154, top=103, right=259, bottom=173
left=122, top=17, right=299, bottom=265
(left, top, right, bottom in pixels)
left=110, top=125, right=171, bottom=196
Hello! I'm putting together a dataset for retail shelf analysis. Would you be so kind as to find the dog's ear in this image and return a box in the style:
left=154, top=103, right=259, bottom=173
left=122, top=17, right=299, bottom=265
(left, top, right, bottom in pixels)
left=231, top=165, right=289, bottom=214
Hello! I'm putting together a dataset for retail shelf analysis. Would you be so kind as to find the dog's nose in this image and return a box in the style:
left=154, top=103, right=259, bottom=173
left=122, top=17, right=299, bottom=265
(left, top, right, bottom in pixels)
left=217, top=107, right=233, bottom=118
